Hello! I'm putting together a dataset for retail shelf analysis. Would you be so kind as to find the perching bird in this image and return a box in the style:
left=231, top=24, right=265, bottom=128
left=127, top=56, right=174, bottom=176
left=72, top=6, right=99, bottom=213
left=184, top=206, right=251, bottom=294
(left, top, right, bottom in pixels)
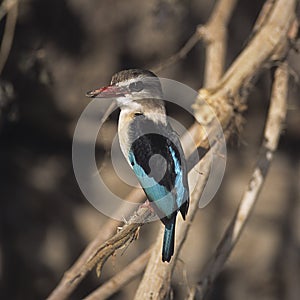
left=86, top=69, right=189, bottom=262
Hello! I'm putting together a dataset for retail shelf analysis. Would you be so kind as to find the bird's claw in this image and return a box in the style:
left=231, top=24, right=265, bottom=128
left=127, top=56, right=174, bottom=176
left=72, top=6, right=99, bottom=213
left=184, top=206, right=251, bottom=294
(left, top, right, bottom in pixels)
left=140, top=199, right=155, bottom=213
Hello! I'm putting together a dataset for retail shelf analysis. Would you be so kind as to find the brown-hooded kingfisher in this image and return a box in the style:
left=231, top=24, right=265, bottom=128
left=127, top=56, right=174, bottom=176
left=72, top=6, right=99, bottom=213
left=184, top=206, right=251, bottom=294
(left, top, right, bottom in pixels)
left=86, top=69, right=189, bottom=262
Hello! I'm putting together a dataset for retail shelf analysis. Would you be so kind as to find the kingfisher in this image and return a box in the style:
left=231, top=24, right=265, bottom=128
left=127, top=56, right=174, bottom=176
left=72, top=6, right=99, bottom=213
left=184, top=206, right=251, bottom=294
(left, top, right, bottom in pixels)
left=86, top=69, right=189, bottom=262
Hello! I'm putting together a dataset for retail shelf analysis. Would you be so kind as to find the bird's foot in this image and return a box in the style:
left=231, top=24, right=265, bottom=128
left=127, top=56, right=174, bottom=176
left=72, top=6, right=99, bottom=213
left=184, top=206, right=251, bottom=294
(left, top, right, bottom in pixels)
left=140, top=199, right=155, bottom=213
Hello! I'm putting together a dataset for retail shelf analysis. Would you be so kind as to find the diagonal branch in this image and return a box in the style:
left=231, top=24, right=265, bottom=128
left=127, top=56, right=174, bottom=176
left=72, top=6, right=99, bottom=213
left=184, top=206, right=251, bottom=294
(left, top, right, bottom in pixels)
left=47, top=0, right=298, bottom=299
left=47, top=191, right=146, bottom=300
left=152, top=0, right=238, bottom=80
left=134, top=0, right=297, bottom=299
left=0, top=0, right=18, bottom=74
left=83, top=249, right=152, bottom=300
left=190, top=60, right=289, bottom=300
left=47, top=1, right=231, bottom=296
left=193, top=0, right=296, bottom=145
left=199, top=0, right=239, bottom=88
left=48, top=112, right=213, bottom=300
left=134, top=0, right=238, bottom=298
left=152, top=31, right=202, bottom=74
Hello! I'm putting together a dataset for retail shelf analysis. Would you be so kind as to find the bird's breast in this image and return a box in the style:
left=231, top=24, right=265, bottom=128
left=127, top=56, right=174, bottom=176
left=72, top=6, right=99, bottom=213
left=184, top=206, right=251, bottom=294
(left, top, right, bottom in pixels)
left=118, top=111, right=135, bottom=164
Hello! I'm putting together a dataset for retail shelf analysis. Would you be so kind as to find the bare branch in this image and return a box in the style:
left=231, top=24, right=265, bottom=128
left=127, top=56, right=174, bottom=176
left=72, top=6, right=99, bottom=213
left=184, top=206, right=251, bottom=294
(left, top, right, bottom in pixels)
left=47, top=0, right=298, bottom=299
left=0, top=0, right=17, bottom=21
left=0, top=0, right=18, bottom=74
left=48, top=4, right=239, bottom=296
left=47, top=127, right=211, bottom=300
left=47, top=189, right=147, bottom=300
left=134, top=0, right=296, bottom=298
left=152, top=31, right=202, bottom=74
left=199, top=0, right=239, bottom=88
left=152, top=0, right=238, bottom=79
left=85, top=208, right=155, bottom=278
left=193, top=0, right=296, bottom=139
left=134, top=0, right=238, bottom=298
left=208, top=0, right=295, bottom=99
left=193, top=61, right=289, bottom=300
left=84, top=249, right=151, bottom=300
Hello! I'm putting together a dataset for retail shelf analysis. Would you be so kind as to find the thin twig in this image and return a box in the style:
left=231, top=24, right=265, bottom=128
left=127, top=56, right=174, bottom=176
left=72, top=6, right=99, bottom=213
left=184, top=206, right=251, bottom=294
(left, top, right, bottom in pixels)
left=85, top=207, right=154, bottom=278
left=48, top=206, right=154, bottom=300
left=152, top=0, right=238, bottom=78
left=83, top=249, right=152, bottom=300
left=47, top=201, right=138, bottom=299
left=152, top=31, right=202, bottom=74
left=0, top=0, right=18, bottom=74
left=0, top=0, right=17, bottom=21
left=193, top=61, right=289, bottom=300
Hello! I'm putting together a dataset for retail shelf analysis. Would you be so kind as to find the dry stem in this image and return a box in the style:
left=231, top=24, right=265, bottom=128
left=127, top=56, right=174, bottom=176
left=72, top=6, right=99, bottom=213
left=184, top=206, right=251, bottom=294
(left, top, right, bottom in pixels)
left=134, top=0, right=238, bottom=297
left=134, top=0, right=296, bottom=298
left=47, top=0, right=298, bottom=299
left=191, top=61, right=289, bottom=300
left=84, top=249, right=152, bottom=300
left=0, top=0, right=18, bottom=74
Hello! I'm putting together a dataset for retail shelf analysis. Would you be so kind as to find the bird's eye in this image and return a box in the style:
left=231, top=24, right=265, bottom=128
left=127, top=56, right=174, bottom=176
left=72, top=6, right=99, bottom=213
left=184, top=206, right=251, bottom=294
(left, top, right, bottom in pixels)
left=129, top=81, right=144, bottom=92
left=134, top=112, right=143, bottom=117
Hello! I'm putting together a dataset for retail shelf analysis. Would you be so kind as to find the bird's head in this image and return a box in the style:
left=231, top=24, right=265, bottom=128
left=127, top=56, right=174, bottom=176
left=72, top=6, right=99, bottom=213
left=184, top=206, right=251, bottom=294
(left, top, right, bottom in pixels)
left=86, top=69, right=164, bottom=109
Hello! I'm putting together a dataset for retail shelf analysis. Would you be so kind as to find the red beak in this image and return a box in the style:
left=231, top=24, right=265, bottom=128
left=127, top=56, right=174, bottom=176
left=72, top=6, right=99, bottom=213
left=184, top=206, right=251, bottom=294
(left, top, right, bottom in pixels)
left=86, top=85, right=128, bottom=98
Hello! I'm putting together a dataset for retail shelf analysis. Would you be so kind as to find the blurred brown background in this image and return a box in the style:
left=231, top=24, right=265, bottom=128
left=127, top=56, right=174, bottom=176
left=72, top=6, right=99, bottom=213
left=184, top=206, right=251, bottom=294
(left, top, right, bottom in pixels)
left=0, top=0, right=299, bottom=299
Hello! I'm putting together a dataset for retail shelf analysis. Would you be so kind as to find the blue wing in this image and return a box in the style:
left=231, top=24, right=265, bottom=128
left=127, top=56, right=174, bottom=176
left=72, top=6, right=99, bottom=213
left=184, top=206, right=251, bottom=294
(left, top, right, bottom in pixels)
left=129, top=149, right=177, bottom=218
left=128, top=122, right=189, bottom=220
left=127, top=115, right=189, bottom=262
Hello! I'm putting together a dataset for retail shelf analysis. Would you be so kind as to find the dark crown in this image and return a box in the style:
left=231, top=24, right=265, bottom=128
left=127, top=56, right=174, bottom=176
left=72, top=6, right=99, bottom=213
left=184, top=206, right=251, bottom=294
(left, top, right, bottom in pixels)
left=111, top=69, right=157, bottom=85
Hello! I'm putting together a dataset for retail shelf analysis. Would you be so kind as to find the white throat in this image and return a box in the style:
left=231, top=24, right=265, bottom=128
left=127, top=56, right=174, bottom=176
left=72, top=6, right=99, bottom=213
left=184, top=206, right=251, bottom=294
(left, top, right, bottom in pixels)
left=117, top=105, right=167, bottom=162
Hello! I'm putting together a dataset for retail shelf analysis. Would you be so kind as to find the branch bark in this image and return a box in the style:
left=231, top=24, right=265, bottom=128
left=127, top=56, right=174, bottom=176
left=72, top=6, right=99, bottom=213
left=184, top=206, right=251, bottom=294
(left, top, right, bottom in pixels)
left=191, top=60, right=289, bottom=300
left=134, top=0, right=238, bottom=298
left=199, top=0, right=239, bottom=88
left=49, top=125, right=213, bottom=300
left=47, top=0, right=298, bottom=299
left=48, top=4, right=240, bottom=295
left=193, top=0, right=296, bottom=150
left=0, top=0, right=18, bottom=74
left=84, top=249, right=152, bottom=300
left=134, top=0, right=296, bottom=298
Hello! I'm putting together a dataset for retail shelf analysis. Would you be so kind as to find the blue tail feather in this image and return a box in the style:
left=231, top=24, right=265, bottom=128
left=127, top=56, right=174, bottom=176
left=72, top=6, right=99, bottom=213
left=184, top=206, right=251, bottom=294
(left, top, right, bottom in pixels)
left=162, top=215, right=176, bottom=262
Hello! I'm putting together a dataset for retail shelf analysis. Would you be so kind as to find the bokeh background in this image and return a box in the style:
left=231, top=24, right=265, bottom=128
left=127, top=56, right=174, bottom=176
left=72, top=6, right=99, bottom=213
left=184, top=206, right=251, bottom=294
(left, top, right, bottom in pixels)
left=0, top=0, right=299, bottom=299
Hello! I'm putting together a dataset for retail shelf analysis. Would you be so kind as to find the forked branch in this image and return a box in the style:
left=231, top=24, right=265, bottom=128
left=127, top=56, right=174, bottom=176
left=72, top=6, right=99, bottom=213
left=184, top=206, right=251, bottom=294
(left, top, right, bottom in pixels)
left=189, top=61, right=289, bottom=300
left=47, top=0, right=298, bottom=299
